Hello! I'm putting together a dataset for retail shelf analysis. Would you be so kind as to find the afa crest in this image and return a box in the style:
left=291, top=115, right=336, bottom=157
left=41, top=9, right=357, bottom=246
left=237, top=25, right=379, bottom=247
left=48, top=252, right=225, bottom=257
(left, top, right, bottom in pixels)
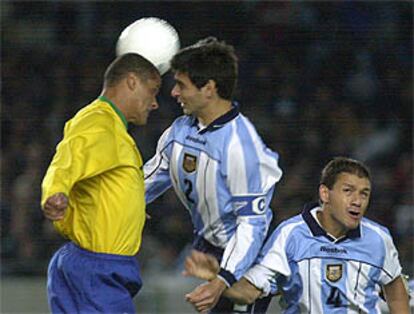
left=183, top=153, right=197, bottom=173
left=326, top=264, right=343, bottom=282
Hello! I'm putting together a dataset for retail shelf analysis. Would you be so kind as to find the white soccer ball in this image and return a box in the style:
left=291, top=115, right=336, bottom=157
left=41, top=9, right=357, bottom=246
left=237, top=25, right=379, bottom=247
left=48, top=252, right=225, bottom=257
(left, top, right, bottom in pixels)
left=116, top=17, right=180, bottom=75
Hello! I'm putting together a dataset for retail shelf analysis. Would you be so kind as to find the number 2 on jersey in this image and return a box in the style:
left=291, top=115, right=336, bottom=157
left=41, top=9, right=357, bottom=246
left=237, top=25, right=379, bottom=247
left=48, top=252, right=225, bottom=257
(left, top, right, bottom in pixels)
left=184, top=179, right=195, bottom=203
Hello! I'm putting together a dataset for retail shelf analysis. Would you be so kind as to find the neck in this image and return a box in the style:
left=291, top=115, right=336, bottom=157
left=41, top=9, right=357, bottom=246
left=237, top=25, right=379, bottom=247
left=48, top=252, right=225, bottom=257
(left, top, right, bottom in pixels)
left=197, top=99, right=232, bottom=126
left=317, top=207, right=347, bottom=239
left=101, top=89, right=129, bottom=121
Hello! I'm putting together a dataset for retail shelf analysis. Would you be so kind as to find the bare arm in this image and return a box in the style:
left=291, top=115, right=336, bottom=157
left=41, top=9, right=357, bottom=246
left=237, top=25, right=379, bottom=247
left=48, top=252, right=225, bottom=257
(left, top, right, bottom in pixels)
left=223, top=278, right=262, bottom=304
left=383, top=276, right=410, bottom=314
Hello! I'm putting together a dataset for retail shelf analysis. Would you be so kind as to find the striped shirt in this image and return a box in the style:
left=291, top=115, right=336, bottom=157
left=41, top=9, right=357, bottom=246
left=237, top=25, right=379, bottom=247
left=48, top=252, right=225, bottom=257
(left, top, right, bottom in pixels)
left=244, top=203, right=402, bottom=313
left=144, top=103, right=282, bottom=285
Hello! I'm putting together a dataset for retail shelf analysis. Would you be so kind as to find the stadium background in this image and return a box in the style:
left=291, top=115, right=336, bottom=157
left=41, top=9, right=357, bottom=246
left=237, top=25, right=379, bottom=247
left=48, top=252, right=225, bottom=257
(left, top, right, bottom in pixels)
left=1, top=1, right=412, bottom=313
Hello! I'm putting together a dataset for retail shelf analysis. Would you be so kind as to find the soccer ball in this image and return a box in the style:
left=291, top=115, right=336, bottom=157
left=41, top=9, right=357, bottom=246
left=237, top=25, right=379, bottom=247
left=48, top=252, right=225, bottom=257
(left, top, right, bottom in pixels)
left=116, top=17, right=180, bottom=75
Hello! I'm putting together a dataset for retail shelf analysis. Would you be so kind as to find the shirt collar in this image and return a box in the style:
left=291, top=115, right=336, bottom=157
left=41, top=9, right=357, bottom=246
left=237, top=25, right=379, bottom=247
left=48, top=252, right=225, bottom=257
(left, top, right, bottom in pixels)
left=301, top=202, right=361, bottom=243
left=192, top=102, right=240, bottom=134
left=98, top=96, right=128, bottom=129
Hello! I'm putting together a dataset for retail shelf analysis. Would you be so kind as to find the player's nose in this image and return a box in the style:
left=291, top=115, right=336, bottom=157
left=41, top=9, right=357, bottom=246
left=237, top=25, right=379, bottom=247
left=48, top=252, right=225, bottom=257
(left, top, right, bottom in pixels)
left=350, top=193, right=362, bottom=207
left=171, top=84, right=180, bottom=98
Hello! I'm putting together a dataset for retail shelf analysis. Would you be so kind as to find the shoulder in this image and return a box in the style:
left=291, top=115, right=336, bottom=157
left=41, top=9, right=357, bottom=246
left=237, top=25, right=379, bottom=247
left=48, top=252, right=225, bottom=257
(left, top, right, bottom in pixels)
left=152, top=115, right=193, bottom=152
left=359, top=218, right=398, bottom=252
left=281, top=213, right=305, bottom=227
left=159, top=115, right=193, bottom=142
left=162, top=115, right=193, bottom=138
left=279, top=214, right=305, bottom=231
left=361, top=218, right=395, bottom=249
left=271, top=214, right=306, bottom=241
left=225, top=114, right=273, bottom=150
left=68, top=100, right=116, bottom=134
left=361, top=217, right=392, bottom=238
left=261, top=214, right=305, bottom=256
left=171, top=115, right=193, bottom=129
left=233, top=114, right=261, bottom=140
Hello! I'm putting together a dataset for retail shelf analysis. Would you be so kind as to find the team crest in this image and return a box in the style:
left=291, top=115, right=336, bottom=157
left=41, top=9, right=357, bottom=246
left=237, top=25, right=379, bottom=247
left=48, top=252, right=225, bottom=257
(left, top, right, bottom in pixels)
left=183, top=153, right=197, bottom=173
left=326, top=264, right=343, bottom=282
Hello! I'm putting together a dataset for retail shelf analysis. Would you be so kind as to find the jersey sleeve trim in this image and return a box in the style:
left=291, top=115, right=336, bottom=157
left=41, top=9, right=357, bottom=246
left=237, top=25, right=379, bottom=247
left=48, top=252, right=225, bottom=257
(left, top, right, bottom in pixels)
left=218, top=268, right=236, bottom=287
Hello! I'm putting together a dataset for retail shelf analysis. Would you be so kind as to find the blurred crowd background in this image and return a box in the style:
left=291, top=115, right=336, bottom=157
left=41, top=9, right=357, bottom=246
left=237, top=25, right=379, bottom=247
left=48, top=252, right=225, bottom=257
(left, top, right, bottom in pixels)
left=1, top=0, right=413, bottom=284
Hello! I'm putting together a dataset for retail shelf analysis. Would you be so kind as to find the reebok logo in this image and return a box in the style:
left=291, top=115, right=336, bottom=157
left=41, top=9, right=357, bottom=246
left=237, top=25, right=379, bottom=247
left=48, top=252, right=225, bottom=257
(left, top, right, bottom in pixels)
left=186, top=135, right=206, bottom=145
left=320, top=246, right=348, bottom=254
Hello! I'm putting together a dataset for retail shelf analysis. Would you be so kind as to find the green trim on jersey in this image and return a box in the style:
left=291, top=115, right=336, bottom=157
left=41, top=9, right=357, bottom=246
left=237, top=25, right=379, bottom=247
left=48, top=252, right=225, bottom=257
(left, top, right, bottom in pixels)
left=99, top=96, right=128, bottom=129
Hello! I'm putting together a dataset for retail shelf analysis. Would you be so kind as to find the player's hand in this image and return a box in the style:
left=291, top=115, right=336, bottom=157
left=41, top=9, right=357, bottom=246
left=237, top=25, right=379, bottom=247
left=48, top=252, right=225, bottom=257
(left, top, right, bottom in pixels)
left=42, top=192, right=68, bottom=221
left=183, top=250, right=219, bottom=281
left=185, top=277, right=227, bottom=312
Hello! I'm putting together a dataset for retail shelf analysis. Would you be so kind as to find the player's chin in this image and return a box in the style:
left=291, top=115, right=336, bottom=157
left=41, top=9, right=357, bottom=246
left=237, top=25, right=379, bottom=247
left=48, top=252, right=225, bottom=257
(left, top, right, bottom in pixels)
left=345, top=219, right=361, bottom=230
left=132, top=118, right=147, bottom=126
left=141, top=113, right=151, bottom=124
left=182, top=108, right=192, bottom=116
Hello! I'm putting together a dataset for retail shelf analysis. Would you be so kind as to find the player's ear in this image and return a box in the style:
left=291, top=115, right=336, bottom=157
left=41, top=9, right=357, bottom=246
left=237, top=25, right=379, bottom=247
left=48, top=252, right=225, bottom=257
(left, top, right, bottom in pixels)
left=201, top=80, right=216, bottom=98
left=319, top=184, right=329, bottom=203
left=126, top=73, right=138, bottom=91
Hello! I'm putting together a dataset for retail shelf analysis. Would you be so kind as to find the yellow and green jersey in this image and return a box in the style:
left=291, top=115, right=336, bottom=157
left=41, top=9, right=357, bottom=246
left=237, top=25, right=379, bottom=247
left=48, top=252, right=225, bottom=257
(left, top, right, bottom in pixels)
left=41, top=96, right=145, bottom=256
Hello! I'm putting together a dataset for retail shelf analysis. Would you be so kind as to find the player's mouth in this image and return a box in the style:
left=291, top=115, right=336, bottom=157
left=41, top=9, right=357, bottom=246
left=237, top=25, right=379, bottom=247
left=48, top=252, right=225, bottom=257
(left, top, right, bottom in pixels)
left=181, top=102, right=190, bottom=112
left=347, top=208, right=361, bottom=220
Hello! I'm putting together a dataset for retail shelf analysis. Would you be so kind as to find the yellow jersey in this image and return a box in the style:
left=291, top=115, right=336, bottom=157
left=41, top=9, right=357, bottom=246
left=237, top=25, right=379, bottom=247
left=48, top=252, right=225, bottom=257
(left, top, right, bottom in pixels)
left=41, top=96, right=145, bottom=256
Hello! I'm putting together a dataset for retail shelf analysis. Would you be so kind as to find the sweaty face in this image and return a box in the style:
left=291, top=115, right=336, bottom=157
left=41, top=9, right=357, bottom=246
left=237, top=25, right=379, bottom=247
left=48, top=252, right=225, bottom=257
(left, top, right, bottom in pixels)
left=130, top=76, right=160, bottom=125
left=320, top=172, right=371, bottom=237
left=171, top=72, right=206, bottom=116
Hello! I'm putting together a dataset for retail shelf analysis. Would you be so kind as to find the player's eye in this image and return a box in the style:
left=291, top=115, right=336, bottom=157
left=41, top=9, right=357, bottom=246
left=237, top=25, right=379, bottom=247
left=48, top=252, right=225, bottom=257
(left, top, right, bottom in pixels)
left=177, top=81, right=187, bottom=90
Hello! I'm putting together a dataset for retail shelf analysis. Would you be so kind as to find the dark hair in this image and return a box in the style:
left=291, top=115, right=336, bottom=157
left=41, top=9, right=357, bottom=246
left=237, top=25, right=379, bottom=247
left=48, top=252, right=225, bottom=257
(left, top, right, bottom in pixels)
left=104, top=53, right=160, bottom=88
left=170, top=36, right=238, bottom=100
left=320, top=157, right=371, bottom=189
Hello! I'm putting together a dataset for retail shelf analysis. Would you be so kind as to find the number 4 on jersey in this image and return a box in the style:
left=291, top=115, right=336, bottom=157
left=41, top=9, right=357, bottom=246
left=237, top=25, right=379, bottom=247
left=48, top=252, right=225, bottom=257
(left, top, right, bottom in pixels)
left=327, top=287, right=343, bottom=307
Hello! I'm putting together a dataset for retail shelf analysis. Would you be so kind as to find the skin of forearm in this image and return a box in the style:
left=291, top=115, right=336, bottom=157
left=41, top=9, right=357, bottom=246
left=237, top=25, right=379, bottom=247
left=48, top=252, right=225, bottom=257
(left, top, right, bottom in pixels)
left=222, top=278, right=262, bottom=305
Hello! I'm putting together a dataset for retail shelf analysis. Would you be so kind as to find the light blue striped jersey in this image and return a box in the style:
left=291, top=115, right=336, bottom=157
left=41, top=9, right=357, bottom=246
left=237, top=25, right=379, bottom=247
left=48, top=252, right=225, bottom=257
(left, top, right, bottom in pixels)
left=244, top=203, right=402, bottom=314
left=144, top=103, right=282, bottom=285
